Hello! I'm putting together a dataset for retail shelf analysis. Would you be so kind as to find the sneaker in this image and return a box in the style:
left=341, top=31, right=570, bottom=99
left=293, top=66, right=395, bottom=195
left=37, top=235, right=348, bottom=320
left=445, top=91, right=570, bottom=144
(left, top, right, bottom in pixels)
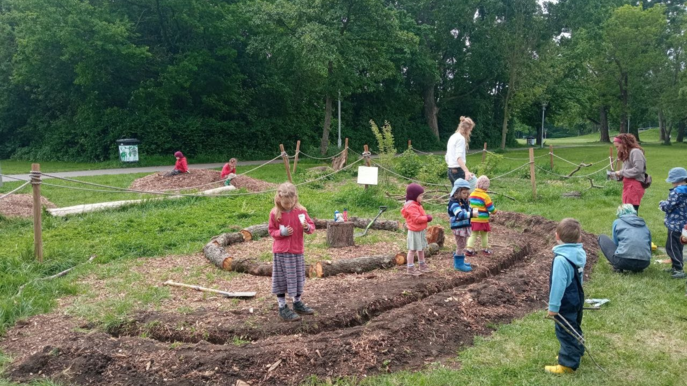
left=465, top=249, right=476, bottom=257
left=671, top=270, right=686, bottom=279
left=544, top=364, right=574, bottom=374
left=406, top=265, right=422, bottom=276
left=482, top=249, right=493, bottom=255
left=418, top=263, right=432, bottom=273
left=664, top=267, right=678, bottom=274
left=279, top=305, right=301, bottom=322
left=293, top=301, right=314, bottom=315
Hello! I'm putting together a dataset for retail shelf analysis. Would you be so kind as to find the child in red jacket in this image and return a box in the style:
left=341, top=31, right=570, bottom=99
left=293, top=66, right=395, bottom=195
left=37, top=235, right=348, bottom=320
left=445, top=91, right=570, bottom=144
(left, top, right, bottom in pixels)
left=221, top=158, right=237, bottom=186
left=268, top=182, right=316, bottom=321
left=165, top=151, right=189, bottom=177
left=401, top=183, right=433, bottom=276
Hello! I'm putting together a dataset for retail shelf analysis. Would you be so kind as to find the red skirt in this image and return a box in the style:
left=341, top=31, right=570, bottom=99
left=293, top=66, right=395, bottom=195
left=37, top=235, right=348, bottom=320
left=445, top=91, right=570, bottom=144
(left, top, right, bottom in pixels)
left=622, top=178, right=645, bottom=206
left=471, top=222, right=491, bottom=232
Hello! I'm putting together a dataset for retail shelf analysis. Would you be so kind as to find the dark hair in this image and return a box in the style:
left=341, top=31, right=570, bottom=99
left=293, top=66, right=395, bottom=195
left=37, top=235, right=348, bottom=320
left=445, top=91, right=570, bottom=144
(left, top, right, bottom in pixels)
left=556, top=218, right=581, bottom=243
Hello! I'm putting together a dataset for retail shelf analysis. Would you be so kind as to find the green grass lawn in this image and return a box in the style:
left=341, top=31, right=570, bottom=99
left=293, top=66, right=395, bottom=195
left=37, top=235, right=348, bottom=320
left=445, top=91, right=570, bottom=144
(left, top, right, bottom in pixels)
left=1, top=143, right=687, bottom=385
left=515, top=127, right=678, bottom=146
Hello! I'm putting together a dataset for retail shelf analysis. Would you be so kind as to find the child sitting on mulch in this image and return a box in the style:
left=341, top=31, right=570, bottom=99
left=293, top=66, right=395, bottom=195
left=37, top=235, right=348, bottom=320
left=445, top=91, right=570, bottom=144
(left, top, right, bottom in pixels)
left=546, top=218, right=586, bottom=374
left=221, top=158, right=238, bottom=186
left=466, top=175, right=497, bottom=256
left=165, top=151, right=189, bottom=177
left=401, top=183, right=433, bottom=276
left=268, top=182, right=316, bottom=322
left=447, top=178, right=477, bottom=272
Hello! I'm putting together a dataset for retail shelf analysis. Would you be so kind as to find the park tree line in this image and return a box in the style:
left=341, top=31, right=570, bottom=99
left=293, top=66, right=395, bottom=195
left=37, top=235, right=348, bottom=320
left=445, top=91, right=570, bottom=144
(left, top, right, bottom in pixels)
left=0, top=0, right=685, bottom=161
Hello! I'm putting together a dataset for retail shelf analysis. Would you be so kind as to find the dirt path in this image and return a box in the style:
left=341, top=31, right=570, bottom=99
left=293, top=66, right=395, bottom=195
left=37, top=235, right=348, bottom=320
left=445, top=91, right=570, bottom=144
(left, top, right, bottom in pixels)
left=1, top=213, right=598, bottom=385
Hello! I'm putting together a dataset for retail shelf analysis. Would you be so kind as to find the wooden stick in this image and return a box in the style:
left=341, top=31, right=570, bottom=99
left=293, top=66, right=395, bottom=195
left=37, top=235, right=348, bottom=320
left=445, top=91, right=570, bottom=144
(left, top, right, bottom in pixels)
left=31, top=163, right=43, bottom=263
left=16, top=255, right=97, bottom=296
left=279, top=144, right=292, bottom=183
left=344, top=137, right=349, bottom=166
left=566, top=163, right=592, bottom=178
left=482, top=142, right=487, bottom=162
left=529, top=148, right=537, bottom=199
left=587, top=178, right=603, bottom=189
left=609, top=146, right=614, bottom=172
left=487, top=190, right=516, bottom=201
left=549, top=144, right=554, bottom=170
left=292, top=140, right=301, bottom=174
left=163, top=280, right=256, bottom=298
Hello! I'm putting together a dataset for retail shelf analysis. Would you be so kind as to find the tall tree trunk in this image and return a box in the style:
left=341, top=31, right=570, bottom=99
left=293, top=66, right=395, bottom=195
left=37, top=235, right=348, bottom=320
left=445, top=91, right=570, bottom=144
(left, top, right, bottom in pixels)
left=677, top=120, right=685, bottom=143
left=619, top=72, right=628, bottom=134
left=423, top=85, right=440, bottom=139
left=659, top=110, right=666, bottom=142
left=500, top=81, right=514, bottom=150
left=599, top=105, right=610, bottom=142
left=320, top=62, right=334, bottom=155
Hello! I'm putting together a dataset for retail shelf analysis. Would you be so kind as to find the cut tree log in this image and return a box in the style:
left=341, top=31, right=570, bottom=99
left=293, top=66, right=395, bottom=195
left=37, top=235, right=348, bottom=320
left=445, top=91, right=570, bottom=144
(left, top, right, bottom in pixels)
left=240, top=224, right=270, bottom=241
left=332, top=153, right=347, bottom=171
left=312, top=217, right=400, bottom=231
left=223, top=257, right=274, bottom=276
left=394, top=243, right=441, bottom=265
left=326, top=221, right=355, bottom=248
left=426, top=225, right=445, bottom=247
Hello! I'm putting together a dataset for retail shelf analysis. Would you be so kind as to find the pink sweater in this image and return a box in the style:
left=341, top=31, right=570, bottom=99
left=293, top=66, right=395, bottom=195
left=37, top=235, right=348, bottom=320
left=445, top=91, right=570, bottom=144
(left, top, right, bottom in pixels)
left=268, top=208, right=315, bottom=254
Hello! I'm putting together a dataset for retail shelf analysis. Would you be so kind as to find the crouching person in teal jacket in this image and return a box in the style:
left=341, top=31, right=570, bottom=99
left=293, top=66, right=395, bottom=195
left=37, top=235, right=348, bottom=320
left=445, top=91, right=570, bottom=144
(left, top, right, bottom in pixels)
left=597, top=204, right=651, bottom=273
left=546, top=218, right=587, bottom=375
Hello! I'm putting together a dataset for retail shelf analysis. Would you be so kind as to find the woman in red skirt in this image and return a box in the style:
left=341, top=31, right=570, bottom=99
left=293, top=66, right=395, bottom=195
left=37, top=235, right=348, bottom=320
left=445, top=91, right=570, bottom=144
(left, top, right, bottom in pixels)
left=613, top=134, right=647, bottom=213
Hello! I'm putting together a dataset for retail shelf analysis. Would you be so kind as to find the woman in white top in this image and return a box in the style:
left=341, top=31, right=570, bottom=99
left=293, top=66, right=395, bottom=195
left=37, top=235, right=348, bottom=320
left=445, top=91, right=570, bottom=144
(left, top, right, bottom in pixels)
left=445, top=116, right=475, bottom=184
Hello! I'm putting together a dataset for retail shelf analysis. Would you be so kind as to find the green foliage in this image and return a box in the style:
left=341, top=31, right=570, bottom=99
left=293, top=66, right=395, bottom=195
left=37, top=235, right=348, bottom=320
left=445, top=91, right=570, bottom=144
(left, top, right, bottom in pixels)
left=395, top=149, right=421, bottom=178
left=370, top=120, right=396, bottom=156
left=473, top=153, right=504, bottom=177
left=416, top=156, right=447, bottom=184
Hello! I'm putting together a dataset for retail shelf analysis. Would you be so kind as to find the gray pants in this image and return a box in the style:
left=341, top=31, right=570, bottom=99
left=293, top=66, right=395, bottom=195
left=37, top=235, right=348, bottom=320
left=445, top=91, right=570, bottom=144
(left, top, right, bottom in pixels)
left=598, top=235, right=649, bottom=272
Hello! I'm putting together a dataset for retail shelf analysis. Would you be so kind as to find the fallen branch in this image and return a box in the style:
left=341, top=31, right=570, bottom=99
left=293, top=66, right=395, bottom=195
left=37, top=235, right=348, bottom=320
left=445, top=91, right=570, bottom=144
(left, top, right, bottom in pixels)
left=163, top=280, right=255, bottom=298
left=587, top=178, right=603, bottom=189
left=16, top=255, right=97, bottom=296
left=566, top=163, right=592, bottom=178
left=487, top=190, right=515, bottom=201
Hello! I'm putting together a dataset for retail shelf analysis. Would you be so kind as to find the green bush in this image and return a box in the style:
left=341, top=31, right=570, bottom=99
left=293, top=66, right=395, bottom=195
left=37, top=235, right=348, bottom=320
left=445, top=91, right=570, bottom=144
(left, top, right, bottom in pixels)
left=417, top=155, right=447, bottom=184
left=395, top=149, right=421, bottom=178
left=473, top=152, right=503, bottom=177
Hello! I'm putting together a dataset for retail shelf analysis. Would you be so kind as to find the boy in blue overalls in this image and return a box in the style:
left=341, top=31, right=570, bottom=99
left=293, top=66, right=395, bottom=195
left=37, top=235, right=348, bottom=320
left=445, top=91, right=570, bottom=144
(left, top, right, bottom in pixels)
left=546, top=218, right=586, bottom=374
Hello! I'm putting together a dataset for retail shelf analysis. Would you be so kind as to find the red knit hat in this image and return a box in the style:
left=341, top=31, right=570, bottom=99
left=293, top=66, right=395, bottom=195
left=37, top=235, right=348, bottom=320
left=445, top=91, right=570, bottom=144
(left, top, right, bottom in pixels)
left=174, top=151, right=184, bottom=158
left=406, top=183, right=425, bottom=201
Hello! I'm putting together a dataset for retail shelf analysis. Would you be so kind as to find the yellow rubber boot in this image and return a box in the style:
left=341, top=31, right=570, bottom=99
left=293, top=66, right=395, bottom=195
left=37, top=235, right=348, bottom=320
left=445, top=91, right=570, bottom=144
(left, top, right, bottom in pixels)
left=651, top=242, right=657, bottom=251
left=544, top=364, right=574, bottom=374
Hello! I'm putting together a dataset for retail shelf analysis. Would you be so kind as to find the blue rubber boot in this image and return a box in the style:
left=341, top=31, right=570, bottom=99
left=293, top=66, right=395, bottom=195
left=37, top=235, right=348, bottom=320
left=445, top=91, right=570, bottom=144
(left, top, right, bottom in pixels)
left=453, top=255, right=472, bottom=272
left=453, top=253, right=471, bottom=268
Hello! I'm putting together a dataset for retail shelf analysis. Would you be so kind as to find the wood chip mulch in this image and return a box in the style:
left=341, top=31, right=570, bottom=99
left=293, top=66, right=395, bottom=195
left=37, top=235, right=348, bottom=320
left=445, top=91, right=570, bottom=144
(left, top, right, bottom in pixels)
left=129, top=169, right=223, bottom=192
left=229, top=175, right=277, bottom=192
left=0, top=194, right=56, bottom=218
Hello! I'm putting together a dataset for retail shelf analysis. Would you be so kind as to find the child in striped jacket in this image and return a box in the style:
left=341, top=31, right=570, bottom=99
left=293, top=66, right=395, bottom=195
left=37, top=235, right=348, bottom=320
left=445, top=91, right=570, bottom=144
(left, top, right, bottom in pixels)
left=447, top=179, right=478, bottom=272
left=466, top=175, right=497, bottom=256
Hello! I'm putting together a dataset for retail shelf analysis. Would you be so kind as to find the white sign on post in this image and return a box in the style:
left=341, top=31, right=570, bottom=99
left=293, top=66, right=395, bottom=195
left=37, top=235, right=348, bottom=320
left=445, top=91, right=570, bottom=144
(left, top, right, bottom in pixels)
left=357, top=166, right=379, bottom=185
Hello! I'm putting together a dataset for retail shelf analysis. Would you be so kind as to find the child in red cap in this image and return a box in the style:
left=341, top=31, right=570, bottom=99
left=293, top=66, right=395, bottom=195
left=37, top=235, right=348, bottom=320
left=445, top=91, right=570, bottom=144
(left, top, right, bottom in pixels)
left=165, top=151, right=189, bottom=177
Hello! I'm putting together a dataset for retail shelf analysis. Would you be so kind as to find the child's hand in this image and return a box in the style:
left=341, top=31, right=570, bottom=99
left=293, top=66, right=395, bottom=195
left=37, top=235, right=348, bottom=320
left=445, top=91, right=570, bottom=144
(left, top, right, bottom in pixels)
left=286, top=226, right=294, bottom=236
left=303, top=223, right=310, bottom=232
left=472, top=209, right=479, bottom=217
left=547, top=310, right=558, bottom=317
left=426, top=214, right=433, bottom=222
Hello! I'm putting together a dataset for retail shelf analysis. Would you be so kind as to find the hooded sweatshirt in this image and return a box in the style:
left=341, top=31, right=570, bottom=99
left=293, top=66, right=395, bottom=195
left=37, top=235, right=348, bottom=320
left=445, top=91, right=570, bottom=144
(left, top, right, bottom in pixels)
left=548, top=243, right=586, bottom=313
left=401, top=200, right=429, bottom=231
left=659, top=185, right=687, bottom=232
left=612, top=214, right=652, bottom=261
left=175, top=157, right=188, bottom=173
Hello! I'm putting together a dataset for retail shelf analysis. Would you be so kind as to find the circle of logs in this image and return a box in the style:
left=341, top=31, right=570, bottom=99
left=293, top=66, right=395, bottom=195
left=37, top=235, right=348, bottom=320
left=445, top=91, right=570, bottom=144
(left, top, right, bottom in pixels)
left=203, top=218, right=445, bottom=278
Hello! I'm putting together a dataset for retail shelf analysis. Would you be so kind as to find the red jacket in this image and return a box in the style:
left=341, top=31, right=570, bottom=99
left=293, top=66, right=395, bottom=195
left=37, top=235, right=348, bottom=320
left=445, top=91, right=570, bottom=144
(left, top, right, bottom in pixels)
left=269, top=208, right=316, bottom=254
left=175, top=157, right=188, bottom=173
left=221, top=163, right=236, bottom=179
left=401, top=201, right=429, bottom=232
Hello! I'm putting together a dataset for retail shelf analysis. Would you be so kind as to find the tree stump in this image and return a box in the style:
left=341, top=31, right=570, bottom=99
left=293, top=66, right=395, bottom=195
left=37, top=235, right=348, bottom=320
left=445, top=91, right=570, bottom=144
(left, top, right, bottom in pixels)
left=426, top=225, right=445, bottom=247
left=332, top=153, right=347, bottom=171
left=326, top=221, right=355, bottom=248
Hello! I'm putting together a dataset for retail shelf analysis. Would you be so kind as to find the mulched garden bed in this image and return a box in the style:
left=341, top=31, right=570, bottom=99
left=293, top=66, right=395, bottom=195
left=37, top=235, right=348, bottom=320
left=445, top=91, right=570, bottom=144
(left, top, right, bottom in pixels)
left=0, top=194, right=56, bottom=218
left=1, top=212, right=599, bottom=386
left=129, top=170, right=275, bottom=193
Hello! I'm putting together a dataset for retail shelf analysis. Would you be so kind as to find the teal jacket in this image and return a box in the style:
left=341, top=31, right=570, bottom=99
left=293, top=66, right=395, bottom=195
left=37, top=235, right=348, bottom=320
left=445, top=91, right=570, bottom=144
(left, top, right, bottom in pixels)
left=612, top=214, right=652, bottom=261
left=549, top=243, right=586, bottom=313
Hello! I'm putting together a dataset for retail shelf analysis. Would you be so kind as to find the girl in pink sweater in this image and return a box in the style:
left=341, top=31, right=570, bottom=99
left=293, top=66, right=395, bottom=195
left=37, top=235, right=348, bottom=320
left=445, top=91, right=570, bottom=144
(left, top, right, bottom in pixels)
left=268, top=182, right=316, bottom=322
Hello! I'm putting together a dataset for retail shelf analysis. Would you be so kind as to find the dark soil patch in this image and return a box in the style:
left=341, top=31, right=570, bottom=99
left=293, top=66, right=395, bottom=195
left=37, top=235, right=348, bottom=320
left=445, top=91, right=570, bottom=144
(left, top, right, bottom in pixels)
left=0, top=194, right=56, bottom=217
left=1, top=212, right=599, bottom=386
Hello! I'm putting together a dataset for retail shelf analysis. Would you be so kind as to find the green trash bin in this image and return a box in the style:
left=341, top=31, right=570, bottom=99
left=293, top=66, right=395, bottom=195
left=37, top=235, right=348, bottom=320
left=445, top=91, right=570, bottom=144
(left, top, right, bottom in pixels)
left=116, top=139, right=140, bottom=163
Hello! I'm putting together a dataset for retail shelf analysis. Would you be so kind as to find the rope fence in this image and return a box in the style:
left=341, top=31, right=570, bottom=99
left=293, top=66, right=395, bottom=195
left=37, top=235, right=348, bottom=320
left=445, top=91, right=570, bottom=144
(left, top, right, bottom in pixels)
left=0, top=181, right=31, bottom=201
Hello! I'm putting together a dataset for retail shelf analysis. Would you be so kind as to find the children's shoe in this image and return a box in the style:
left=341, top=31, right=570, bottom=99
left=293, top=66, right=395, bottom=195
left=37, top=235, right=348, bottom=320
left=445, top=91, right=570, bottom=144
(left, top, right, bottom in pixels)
left=544, top=364, right=574, bottom=374
left=453, top=255, right=472, bottom=272
left=671, top=270, right=686, bottom=279
left=665, top=267, right=678, bottom=274
left=465, top=249, right=476, bottom=257
left=279, top=305, right=301, bottom=322
left=482, top=249, right=493, bottom=255
left=406, top=265, right=422, bottom=276
left=293, top=301, right=314, bottom=315
left=418, top=263, right=433, bottom=273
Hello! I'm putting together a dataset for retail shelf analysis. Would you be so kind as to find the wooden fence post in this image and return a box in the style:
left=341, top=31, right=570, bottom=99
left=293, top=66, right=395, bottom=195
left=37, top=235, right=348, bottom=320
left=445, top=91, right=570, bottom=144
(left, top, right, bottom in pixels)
left=363, top=144, right=371, bottom=190
left=482, top=142, right=487, bottom=162
left=408, top=140, right=412, bottom=150
left=529, top=148, right=537, bottom=200
left=292, top=140, right=301, bottom=174
left=344, top=138, right=349, bottom=165
left=31, top=163, right=43, bottom=263
left=549, top=145, right=554, bottom=170
left=279, top=144, right=292, bottom=183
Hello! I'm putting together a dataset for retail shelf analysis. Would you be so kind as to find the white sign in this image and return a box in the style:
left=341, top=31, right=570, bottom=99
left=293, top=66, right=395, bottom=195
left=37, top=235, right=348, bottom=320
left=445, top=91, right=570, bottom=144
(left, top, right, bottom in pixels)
left=357, top=166, right=379, bottom=185
left=119, top=145, right=139, bottom=162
